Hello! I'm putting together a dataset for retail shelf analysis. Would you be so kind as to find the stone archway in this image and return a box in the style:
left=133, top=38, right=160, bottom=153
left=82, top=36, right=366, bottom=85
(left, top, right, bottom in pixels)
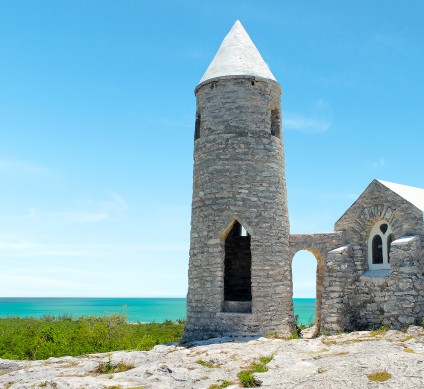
left=291, top=248, right=323, bottom=333
left=289, top=233, right=344, bottom=336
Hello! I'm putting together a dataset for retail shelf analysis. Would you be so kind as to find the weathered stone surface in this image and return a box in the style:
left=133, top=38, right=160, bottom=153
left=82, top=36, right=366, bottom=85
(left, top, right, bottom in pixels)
left=2, top=329, right=424, bottom=388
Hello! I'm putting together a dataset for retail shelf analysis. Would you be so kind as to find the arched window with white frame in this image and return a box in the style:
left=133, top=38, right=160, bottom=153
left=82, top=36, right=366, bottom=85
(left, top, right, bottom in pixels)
left=367, top=221, right=393, bottom=270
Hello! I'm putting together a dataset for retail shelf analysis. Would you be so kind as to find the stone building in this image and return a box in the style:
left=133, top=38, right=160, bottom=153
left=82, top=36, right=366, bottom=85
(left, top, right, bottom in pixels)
left=183, top=21, right=424, bottom=341
left=324, top=179, right=424, bottom=332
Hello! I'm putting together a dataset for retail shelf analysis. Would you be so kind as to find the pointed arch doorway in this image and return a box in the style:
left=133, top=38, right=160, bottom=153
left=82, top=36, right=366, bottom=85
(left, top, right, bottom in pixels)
left=222, top=220, right=252, bottom=313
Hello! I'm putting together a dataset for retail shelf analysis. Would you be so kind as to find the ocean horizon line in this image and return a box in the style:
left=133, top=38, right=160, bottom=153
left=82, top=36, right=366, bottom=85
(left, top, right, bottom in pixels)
left=0, top=296, right=187, bottom=299
left=0, top=296, right=316, bottom=299
left=0, top=297, right=316, bottom=325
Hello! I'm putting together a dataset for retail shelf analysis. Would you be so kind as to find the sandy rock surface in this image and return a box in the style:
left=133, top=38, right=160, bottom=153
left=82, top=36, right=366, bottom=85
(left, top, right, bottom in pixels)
left=1, top=327, right=424, bottom=388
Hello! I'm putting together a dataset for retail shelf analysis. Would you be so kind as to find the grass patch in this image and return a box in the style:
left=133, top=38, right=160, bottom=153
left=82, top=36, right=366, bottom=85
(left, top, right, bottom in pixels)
left=400, top=335, right=414, bottom=342
left=237, top=355, right=273, bottom=387
left=208, top=381, right=234, bottom=389
left=370, top=327, right=389, bottom=336
left=367, top=371, right=392, bottom=382
left=266, top=332, right=283, bottom=339
left=0, top=314, right=184, bottom=360
left=94, top=354, right=135, bottom=374
left=320, top=338, right=337, bottom=346
left=196, top=359, right=220, bottom=368
left=286, top=314, right=313, bottom=340
left=286, top=331, right=301, bottom=340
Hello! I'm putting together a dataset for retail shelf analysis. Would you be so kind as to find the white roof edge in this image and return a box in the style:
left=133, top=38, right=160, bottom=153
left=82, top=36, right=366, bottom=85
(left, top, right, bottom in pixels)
left=328, top=244, right=352, bottom=254
left=199, top=20, right=277, bottom=85
left=392, top=236, right=419, bottom=245
left=378, top=180, right=424, bottom=212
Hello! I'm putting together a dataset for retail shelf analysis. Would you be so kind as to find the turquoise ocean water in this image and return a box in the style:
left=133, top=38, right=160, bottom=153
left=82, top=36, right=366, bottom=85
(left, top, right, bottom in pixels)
left=0, top=298, right=315, bottom=325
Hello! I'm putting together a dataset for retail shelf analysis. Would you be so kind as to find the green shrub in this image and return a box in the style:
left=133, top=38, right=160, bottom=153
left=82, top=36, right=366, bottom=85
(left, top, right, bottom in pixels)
left=286, top=314, right=310, bottom=339
left=237, top=355, right=273, bottom=387
left=0, top=315, right=184, bottom=360
left=94, top=354, right=135, bottom=374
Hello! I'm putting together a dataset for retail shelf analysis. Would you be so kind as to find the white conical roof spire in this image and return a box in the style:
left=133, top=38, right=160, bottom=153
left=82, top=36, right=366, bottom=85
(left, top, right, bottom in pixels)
left=199, top=20, right=276, bottom=84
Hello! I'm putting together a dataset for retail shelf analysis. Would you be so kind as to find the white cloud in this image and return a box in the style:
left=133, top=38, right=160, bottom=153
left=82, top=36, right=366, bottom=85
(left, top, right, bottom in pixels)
left=0, top=268, right=188, bottom=297
left=367, top=158, right=387, bottom=168
left=28, top=207, right=40, bottom=218
left=146, top=114, right=193, bottom=129
left=27, top=193, right=129, bottom=224
left=0, top=239, right=187, bottom=259
left=284, top=98, right=333, bottom=134
left=0, top=159, right=47, bottom=175
left=0, top=271, right=94, bottom=297
left=284, top=113, right=331, bottom=133
left=108, top=192, right=128, bottom=211
left=49, top=209, right=109, bottom=223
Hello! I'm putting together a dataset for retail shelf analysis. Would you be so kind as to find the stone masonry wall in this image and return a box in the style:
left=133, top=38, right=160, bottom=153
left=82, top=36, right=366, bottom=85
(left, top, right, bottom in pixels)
left=355, top=274, right=388, bottom=329
left=321, top=244, right=357, bottom=333
left=183, top=76, right=292, bottom=341
left=384, top=236, right=424, bottom=328
left=289, top=233, right=344, bottom=260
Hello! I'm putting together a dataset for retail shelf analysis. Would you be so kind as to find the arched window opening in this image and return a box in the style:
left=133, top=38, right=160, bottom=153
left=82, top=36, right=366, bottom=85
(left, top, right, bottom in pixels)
left=367, top=221, right=393, bottom=271
left=223, top=220, right=252, bottom=313
left=372, top=235, right=383, bottom=264
left=292, top=250, right=319, bottom=329
left=270, top=109, right=281, bottom=138
left=194, top=113, right=201, bottom=140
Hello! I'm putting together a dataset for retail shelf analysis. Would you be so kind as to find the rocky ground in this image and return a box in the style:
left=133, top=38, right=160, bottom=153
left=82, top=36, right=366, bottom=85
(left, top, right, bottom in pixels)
left=1, top=327, right=424, bottom=388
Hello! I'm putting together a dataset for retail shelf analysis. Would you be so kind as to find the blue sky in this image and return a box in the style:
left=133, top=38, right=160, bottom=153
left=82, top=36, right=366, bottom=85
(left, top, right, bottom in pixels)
left=0, top=0, right=423, bottom=297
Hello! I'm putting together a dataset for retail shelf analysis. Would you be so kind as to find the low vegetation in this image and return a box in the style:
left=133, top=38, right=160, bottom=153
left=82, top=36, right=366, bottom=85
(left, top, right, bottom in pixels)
left=403, top=346, right=414, bottom=353
left=196, top=359, right=221, bottom=368
left=237, top=355, right=273, bottom=387
left=367, top=371, right=392, bottom=382
left=0, top=314, right=184, bottom=360
left=370, top=326, right=389, bottom=336
left=208, top=381, right=234, bottom=389
left=286, top=314, right=311, bottom=340
left=94, top=354, right=135, bottom=374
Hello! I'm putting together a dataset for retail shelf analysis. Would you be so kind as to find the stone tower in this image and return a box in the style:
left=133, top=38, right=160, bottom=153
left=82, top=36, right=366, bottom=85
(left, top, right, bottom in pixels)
left=183, top=21, right=293, bottom=341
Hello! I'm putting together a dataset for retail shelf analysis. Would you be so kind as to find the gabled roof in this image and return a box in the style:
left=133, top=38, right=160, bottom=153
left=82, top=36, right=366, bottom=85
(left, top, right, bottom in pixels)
left=378, top=180, right=424, bottom=212
left=335, top=179, right=424, bottom=228
left=199, top=20, right=276, bottom=85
